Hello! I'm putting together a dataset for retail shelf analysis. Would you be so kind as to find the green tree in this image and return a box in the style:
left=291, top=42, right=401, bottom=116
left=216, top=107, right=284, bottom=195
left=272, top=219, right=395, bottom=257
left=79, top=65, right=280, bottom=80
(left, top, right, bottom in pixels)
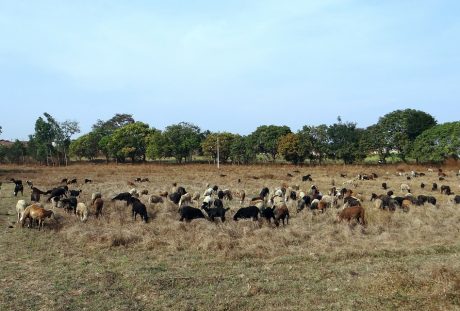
left=230, top=135, right=256, bottom=164
left=297, top=125, right=329, bottom=164
left=249, top=125, right=291, bottom=161
left=377, top=109, right=437, bottom=162
left=411, top=122, right=460, bottom=163
left=161, top=122, right=202, bottom=163
left=360, top=124, right=391, bottom=163
left=28, top=115, right=56, bottom=165
left=146, top=131, right=166, bottom=160
left=7, top=140, right=27, bottom=164
left=327, top=119, right=365, bottom=164
left=69, top=132, right=99, bottom=160
left=107, top=122, right=156, bottom=163
left=201, top=132, right=236, bottom=163
left=277, top=133, right=305, bottom=164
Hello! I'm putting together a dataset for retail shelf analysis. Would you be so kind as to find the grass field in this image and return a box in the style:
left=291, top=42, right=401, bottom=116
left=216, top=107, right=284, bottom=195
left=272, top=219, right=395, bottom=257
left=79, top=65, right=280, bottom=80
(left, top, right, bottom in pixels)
left=1, top=163, right=460, bottom=310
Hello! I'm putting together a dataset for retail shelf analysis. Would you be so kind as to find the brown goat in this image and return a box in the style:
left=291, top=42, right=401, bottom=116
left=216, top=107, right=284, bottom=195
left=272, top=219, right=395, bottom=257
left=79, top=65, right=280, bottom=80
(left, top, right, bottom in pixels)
left=93, top=198, right=104, bottom=218
left=337, top=205, right=366, bottom=226
left=274, top=204, right=290, bottom=227
left=20, top=204, right=55, bottom=230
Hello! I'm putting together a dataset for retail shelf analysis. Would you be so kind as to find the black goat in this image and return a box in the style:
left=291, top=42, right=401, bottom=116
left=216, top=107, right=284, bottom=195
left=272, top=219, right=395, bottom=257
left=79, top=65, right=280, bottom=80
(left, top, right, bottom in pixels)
left=47, top=187, right=68, bottom=201
left=441, top=185, right=452, bottom=195
left=60, top=197, right=78, bottom=214
left=179, top=206, right=205, bottom=222
left=84, top=178, right=92, bottom=183
left=302, top=174, right=313, bottom=182
left=201, top=204, right=230, bottom=222
left=128, top=197, right=148, bottom=222
left=14, top=183, right=24, bottom=197
left=233, top=206, right=260, bottom=221
left=112, top=192, right=132, bottom=205
left=68, top=189, right=82, bottom=197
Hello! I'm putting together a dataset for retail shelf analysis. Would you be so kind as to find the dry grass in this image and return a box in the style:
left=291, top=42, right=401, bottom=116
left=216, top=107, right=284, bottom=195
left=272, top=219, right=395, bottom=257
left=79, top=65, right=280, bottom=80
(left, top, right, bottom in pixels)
left=1, top=163, right=460, bottom=310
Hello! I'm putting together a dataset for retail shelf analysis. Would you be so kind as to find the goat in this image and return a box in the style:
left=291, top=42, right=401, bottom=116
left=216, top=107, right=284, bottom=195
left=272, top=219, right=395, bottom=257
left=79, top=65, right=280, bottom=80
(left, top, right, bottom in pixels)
left=273, top=204, right=289, bottom=226
left=30, top=187, right=46, bottom=202
left=337, top=205, right=366, bottom=225
left=233, top=206, right=260, bottom=221
left=84, top=178, right=92, bottom=183
left=68, top=189, right=82, bottom=197
left=400, top=183, right=411, bottom=193
left=128, top=197, right=148, bottom=223
left=440, top=185, right=452, bottom=195
left=59, top=197, right=78, bottom=214
left=76, top=203, right=88, bottom=221
left=47, top=186, right=68, bottom=202
left=432, top=183, right=438, bottom=191
left=20, top=204, right=55, bottom=230
left=93, top=198, right=104, bottom=218
left=16, top=200, right=28, bottom=223
left=112, top=192, right=132, bottom=205
left=201, top=204, right=230, bottom=222
left=67, top=178, right=77, bottom=185
left=179, top=206, right=205, bottom=222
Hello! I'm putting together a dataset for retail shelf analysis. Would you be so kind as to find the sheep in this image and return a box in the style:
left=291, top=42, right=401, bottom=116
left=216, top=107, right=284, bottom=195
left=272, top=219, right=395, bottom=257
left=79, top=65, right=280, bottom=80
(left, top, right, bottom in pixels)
left=16, top=200, right=28, bottom=223
left=76, top=203, right=88, bottom=222
left=203, top=185, right=218, bottom=197
left=400, top=183, right=411, bottom=193
left=233, top=206, right=260, bottom=221
left=93, top=198, right=104, bottom=218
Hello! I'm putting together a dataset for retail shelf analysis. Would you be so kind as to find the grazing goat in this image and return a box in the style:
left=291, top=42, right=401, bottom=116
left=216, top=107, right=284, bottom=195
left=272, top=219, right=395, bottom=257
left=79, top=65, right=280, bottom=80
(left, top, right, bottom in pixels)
left=453, top=195, right=460, bottom=204
left=68, top=189, right=82, bottom=197
left=337, top=205, right=366, bottom=225
left=169, top=192, right=182, bottom=205
left=31, top=187, right=46, bottom=202
left=179, top=206, right=205, bottom=222
left=91, top=192, right=102, bottom=204
left=233, top=206, right=260, bottom=221
left=93, top=198, right=104, bottom=218
left=441, top=185, right=452, bottom=195
left=112, top=192, right=132, bottom=205
left=47, top=186, right=68, bottom=202
left=400, top=183, right=411, bottom=193
left=76, top=203, right=88, bottom=221
left=381, top=182, right=388, bottom=190
left=20, top=204, right=55, bottom=230
left=67, top=178, right=77, bottom=185
left=84, top=178, right=92, bottom=183
left=16, top=200, right=28, bottom=223
left=302, top=174, right=313, bottom=182
left=201, top=204, right=230, bottom=222
left=432, top=183, right=438, bottom=191
left=59, top=197, right=78, bottom=214
left=14, top=183, right=24, bottom=197
left=128, top=197, right=148, bottom=223
left=149, top=195, right=163, bottom=204
left=178, top=193, right=192, bottom=207
left=273, top=204, right=289, bottom=226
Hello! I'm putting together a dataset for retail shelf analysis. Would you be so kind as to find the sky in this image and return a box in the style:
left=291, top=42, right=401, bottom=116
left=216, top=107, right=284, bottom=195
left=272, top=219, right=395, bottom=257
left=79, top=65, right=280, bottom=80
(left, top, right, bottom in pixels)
left=0, top=0, right=459, bottom=141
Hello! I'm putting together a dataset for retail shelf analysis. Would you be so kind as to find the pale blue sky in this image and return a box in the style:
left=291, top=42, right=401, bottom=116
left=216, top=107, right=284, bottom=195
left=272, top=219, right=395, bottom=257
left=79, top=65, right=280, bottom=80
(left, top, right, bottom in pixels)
left=1, top=0, right=459, bottom=140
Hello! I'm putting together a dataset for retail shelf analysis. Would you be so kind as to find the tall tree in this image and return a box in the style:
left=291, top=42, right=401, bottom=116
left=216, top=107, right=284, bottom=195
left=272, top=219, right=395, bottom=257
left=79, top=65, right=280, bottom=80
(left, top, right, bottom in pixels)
left=249, top=125, right=291, bottom=161
left=411, top=122, right=460, bottom=163
left=161, top=122, right=202, bottom=163
left=230, top=135, right=256, bottom=164
left=377, top=109, right=437, bottom=162
left=277, top=133, right=305, bottom=164
left=327, top=119, right=365, bottom=164
left=201, top=132, right=236, bottom=163
left=107, top=122, right=156, bottom=163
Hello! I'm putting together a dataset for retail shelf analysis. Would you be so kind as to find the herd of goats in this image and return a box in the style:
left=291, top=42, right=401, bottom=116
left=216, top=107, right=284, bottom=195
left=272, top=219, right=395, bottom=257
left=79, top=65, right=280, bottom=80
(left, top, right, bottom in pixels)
left=5, top=167, right=460, bottom=231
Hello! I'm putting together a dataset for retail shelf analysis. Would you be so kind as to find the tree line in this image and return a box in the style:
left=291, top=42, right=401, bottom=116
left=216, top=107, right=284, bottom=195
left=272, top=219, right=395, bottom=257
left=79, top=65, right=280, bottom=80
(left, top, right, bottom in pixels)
left=0, top=109, right=459, bottom=165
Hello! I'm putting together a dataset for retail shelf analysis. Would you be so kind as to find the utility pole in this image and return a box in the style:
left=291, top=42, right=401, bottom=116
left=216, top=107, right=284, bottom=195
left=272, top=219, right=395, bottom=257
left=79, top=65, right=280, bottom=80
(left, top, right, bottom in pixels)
left=217, top=137, right=220, bottom=169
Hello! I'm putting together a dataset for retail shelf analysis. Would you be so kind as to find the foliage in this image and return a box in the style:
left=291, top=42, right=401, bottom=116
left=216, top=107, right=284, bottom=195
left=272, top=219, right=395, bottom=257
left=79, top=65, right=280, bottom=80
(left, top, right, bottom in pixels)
left=277, top=133, right=305, bottom=164
left=327, top=119, right=366, bottom=164
left=201, top=132, right=236, bottom=162
left=69, top=133, right=99, bottom=160
left=411, top=122, right=460, bottom=163
left=249, top=125, right=291, bottom=161
left=377, top=109, right=436, bottom=162
left=158, top=122, right=202, bottom=163
left=106, top=122, right=156, bottom=163
left=229, top=135, right=256, bottom=164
